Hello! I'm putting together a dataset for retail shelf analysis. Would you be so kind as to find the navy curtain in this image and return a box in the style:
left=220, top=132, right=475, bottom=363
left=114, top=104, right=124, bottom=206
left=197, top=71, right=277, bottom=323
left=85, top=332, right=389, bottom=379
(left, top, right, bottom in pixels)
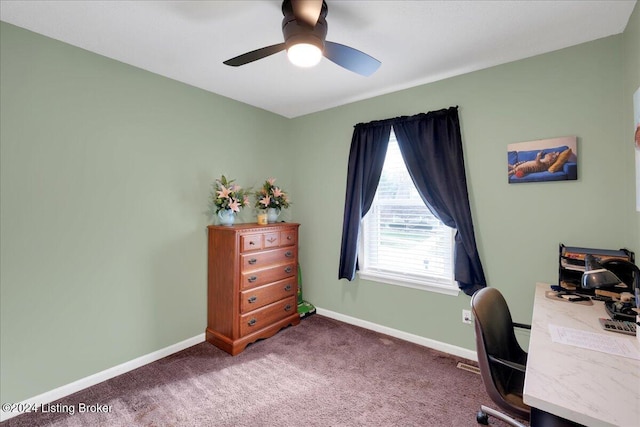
left=338, top=107, right=486, bottom=296
left=338, top=121, right=392, bottom=281
left=393, top=107, right=485, bottom=296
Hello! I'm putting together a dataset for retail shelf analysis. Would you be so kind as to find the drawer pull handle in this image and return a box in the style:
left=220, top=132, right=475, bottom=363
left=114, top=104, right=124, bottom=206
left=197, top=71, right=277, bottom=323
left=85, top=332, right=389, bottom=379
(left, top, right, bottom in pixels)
left=284, top=304, right=292, bottom=312
left=284, top=284, right=292, bottom=292
left=248, top=318, right=257, bottom=327
left=248, top=296, right=257, bottom=303
left=249, top=241, right=255, bottom=245
left=267, top=237, right=276, bottom=243
left=248, top=258, right=257, bottom=265
left=287, top=236, right=292, bottom=240
left=285, top=251, right=293, bottom=258
left=248, top=276, right=257, bottom=283
left=284, top=266, right=292, bottom=274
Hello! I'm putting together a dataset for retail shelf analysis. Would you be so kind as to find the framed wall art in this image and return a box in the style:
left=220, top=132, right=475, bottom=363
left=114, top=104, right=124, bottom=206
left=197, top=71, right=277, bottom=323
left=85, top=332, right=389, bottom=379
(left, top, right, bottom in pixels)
left=507, top=136, right=578, bottom=184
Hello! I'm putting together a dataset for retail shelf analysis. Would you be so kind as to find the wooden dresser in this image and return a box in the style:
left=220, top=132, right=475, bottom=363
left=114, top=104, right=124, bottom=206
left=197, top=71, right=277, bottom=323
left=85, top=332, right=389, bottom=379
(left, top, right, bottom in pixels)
left=206, top=222, right=300, bottom=355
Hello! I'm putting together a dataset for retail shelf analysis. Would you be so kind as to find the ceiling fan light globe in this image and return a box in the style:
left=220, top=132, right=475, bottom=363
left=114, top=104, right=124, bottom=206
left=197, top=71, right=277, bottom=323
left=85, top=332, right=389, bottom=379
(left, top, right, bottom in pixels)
left=287, top=43, right=323, bottom=67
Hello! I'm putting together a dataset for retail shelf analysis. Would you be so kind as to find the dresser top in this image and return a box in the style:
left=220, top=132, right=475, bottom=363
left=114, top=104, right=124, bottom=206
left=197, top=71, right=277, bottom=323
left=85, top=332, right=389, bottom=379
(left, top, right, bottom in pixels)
left=208, top=222, right=300, bottom=231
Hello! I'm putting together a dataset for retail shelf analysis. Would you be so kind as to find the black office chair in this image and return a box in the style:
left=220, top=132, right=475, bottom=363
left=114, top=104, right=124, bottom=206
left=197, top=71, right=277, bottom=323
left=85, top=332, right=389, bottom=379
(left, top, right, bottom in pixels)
left=471, top=287, right=587, bottom=427
left=471, top=287, right=530, bottom=427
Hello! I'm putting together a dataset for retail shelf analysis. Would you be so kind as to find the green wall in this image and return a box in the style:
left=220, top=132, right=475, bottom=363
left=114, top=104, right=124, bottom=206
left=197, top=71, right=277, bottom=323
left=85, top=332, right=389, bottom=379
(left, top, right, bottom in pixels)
left=289, top=13, right=639, bottom=349
left=0, top=22, right=290, bottom=403
left=2, top=4, right=639, bottom=405
left=624, top=3, right=640, bottom=242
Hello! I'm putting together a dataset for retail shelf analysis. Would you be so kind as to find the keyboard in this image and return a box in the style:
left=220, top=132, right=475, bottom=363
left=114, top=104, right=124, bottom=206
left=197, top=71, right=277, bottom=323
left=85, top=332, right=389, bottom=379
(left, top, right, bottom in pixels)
left=598, top=318, right=637, bottom=336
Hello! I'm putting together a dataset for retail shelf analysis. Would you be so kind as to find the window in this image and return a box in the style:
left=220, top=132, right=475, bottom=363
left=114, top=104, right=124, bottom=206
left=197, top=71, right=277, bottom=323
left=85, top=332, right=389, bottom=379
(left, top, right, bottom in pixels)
left=358, top=130, right=457, bottom=295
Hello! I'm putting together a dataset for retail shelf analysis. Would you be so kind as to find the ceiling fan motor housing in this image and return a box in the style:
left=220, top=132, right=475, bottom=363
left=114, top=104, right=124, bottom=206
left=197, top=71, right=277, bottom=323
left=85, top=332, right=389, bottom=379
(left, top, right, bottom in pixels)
left=282, top=1, right=328, bottom=52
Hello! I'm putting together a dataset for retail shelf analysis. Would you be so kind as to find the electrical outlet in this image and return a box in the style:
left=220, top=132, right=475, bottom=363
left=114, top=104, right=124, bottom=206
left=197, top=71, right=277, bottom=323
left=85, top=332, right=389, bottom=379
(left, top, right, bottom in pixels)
left=462, top=309, right=472, bottom=324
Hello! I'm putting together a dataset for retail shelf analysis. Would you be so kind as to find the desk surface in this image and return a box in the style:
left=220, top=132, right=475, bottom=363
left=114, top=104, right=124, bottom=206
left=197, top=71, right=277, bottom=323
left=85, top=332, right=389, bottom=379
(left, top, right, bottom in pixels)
left=524, top=283, right=640, bottom=427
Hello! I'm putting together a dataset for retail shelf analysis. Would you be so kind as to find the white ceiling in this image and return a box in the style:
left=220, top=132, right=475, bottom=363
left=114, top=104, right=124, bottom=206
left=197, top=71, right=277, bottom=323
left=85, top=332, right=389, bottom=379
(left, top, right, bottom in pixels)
left=0, top=1, right=636, bottom=118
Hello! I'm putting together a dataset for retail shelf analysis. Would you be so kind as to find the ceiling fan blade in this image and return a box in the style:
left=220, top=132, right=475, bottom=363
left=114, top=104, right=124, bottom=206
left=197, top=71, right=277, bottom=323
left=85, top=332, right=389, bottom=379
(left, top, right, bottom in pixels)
left=290, top=0, right=324, bottom=27
left=223, top=43, right=286, bottom=66
left=324, top=41, right=381, bottom=76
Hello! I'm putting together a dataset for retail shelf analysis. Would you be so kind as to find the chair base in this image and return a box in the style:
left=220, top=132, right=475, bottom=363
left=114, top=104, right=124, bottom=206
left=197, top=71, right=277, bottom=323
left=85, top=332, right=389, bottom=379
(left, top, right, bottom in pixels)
left=477, top=405, right=527, bottom=427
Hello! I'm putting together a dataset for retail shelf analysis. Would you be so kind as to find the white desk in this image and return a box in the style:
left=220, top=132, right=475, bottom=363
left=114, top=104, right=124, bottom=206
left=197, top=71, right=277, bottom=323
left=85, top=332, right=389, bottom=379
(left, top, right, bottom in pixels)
left=523, top=283, right=640, bottom=427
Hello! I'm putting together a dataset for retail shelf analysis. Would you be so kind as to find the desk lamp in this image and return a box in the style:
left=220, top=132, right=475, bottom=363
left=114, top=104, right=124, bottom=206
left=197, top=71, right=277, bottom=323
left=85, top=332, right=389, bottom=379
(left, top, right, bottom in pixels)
left=581, top=254, right=624, bottom=289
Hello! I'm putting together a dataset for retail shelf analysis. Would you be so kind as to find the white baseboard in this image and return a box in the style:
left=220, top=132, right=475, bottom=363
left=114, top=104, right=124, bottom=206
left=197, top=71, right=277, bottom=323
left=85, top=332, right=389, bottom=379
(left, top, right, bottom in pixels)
left=315, top=307, right=478, bottom=362
left=0, top=333, right=205, bottom=422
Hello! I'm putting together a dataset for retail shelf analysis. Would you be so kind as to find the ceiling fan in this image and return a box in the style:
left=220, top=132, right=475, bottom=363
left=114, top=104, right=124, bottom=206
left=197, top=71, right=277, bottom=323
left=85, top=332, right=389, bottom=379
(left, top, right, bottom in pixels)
left=223, top=0, right=381, bottom=76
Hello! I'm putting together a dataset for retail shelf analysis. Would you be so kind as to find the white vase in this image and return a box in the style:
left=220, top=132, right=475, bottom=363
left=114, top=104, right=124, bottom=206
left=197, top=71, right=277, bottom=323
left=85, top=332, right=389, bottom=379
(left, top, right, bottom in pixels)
left=217, top=209, right=235, bottom=226
left=266, top=208, right=280, bottom=223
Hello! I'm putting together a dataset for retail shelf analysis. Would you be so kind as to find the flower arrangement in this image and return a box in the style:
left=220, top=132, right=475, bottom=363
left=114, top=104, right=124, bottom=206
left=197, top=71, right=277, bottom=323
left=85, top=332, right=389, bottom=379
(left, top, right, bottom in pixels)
left=255, top=178, right=290, bottom=210
left=209, top=175, right=251, bottom=214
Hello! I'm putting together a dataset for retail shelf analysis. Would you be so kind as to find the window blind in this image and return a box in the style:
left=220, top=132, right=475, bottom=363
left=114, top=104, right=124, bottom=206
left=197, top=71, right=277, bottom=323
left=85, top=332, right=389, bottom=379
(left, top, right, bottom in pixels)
left=360, top=131, right=454, bottom=288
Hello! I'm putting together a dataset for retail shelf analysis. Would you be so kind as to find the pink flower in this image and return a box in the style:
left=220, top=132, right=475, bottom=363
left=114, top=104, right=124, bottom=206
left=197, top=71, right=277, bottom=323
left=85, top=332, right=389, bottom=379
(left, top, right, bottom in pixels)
left=242, top=195, right=250, bottom=206
left=216, top=185, right=231, bottom=199
left=267, top=177, right=276, bottom=185
left=228, top=199, right=240, bottom=212
left=272, top=187, right=283, bottom=198
left=259, top=196, right=270, bottom=207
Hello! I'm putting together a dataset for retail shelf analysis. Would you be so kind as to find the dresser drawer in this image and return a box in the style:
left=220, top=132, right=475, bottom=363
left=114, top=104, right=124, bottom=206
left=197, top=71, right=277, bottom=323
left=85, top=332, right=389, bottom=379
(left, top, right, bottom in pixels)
left=241, top=247, right=296, bottom=272
left=240, top=277, right=296, bottom=313
left=241, top=234, right=263, bottom=252
left=240, top=262, right=296, bottom=290
left=263, top=232, right=280, bottom=248
left=240, top=296, right=297, bottom=337
left=280, top=229, right=297, bottom=246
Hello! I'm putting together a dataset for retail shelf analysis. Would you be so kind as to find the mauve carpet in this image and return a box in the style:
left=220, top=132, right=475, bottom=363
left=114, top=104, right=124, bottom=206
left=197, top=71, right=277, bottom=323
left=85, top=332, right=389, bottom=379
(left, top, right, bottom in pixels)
left=2, top=315, right=517, bottom=426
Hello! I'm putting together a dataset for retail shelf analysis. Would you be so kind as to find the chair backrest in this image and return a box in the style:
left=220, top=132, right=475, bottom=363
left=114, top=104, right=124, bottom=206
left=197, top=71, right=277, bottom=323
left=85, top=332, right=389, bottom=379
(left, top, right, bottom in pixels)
left=471, top=287, right=530, bottom=420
